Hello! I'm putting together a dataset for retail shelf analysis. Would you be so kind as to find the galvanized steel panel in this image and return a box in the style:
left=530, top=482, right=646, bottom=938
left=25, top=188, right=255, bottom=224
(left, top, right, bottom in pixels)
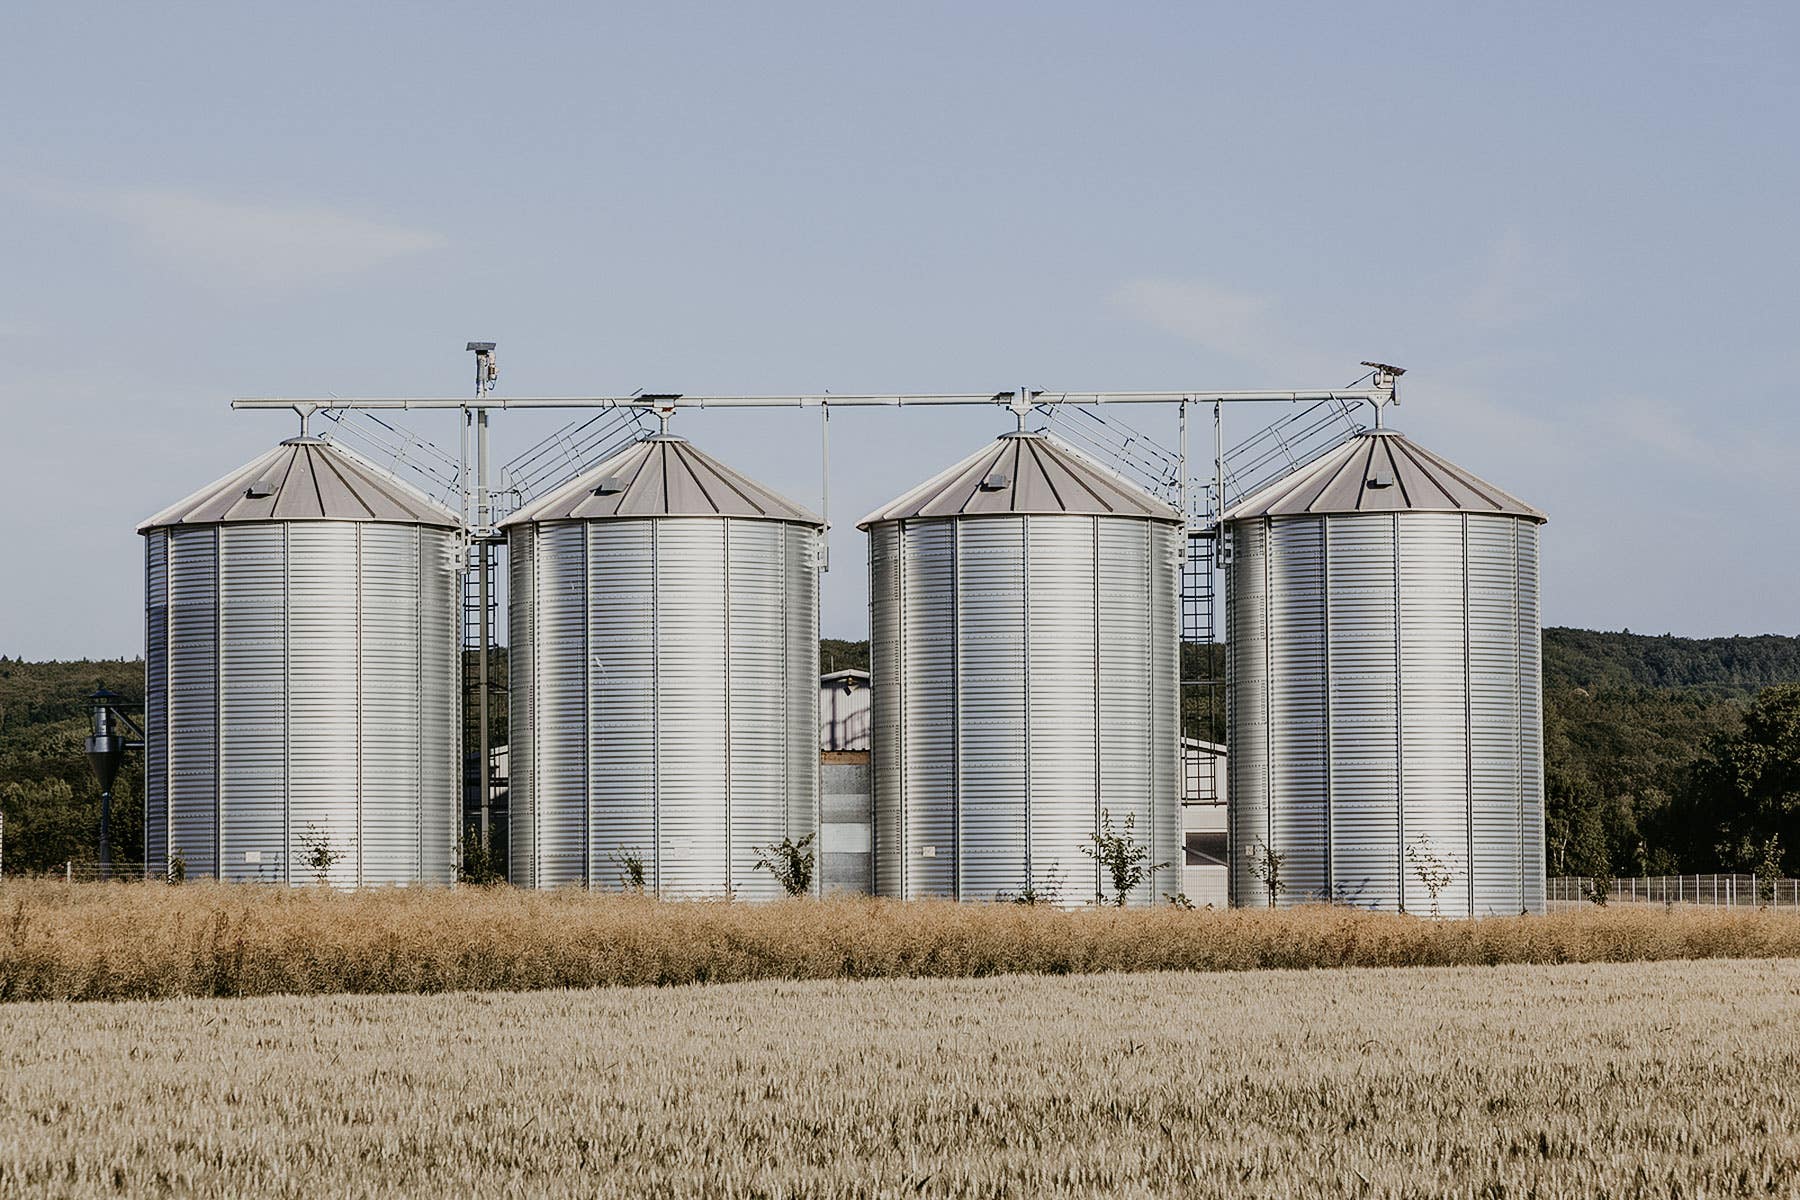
left=785, top=527, right=821, bottom=870
left=1517, top=522, right=1545, bottom=914
left=1147, top=523, right=1182, bottom=906
left=727, top=521, right=788, bottom=900
left=1098, top=520, right=1153, bottom=905
left=534, top=523, right=590, bottom=888
left=218, top=525, right=286, bottom=882
left=287, top=524, right=362, bottom=887
left=870, top=523, right=905, bottom=896
left=953, top=518, right=1021, bottom=900
left=508, top=513, right=820, bottom=897
left=585, top=521, right=655, bottom=888
left=1227, top=519, right=1267, bottom=906
left=654, top=520, right=731, bottom=897
left=903, top=520, right=958, bottom=899
left=1026, top=518, right=1098, bottom=899
left=145, top=518, right=459, bottom=886
left=1468, top=515, right=1522, bottom=915
left=1267, top=519, right=1327, bottom=902
left=1227, top=508, right=1545, bottom=915
left=1324, top=514, right=1400, bottom=911
left=167, top=527, right=218, bottom=878
left=1397, top=514, right=1470, bottom=917
left=144, top=534, right=169, bottom=874
left=507, top=524, right=537, bottom=888
left=872, top=512, right=1180, bottom=907
left=358, top=524, right=424, bottom=885
left=418, top=530, right=461, bottom=887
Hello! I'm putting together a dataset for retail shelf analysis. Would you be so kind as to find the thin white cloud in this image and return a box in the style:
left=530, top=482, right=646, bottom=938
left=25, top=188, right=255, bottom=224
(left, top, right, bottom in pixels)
left=71, top=185, right=446, bottom=290
left=1584, top=395, right=1795, bottom=494
left=1108, top=277, right=1358, bottom=383
left=1109, top=278, right=1275, bottom=357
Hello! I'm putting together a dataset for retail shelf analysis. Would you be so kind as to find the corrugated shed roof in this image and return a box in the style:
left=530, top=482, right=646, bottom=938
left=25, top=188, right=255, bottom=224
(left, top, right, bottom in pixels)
left=1224, top=430, right=1546, bottom=523
left=138, top=437, right=461, bottom=532
left=858, top=431, right=1182, bottom=528
left=500, top=435, right=822, bottom=526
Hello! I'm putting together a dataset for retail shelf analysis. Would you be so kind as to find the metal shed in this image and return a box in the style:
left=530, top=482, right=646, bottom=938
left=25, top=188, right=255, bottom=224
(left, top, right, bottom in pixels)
left=862, top=430, right=1184, bottom=906
left=502, top=434, right=822, bottom=898
left=1224, top=428, right=1547, bottom=915
left=139, top=436, right=462, bottom=886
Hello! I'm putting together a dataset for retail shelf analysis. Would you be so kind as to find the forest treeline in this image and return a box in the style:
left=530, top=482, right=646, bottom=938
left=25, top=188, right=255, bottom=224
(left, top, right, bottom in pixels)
left=4, top=627, right=1799, bottom=879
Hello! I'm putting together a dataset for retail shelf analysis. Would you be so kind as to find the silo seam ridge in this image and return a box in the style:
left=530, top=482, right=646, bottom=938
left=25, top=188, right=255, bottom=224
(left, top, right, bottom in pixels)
left=212, top=529, right=221, bottom=880
left=356, top=526, right=365, bottom=888
left=950, top=521, right=961, bottom=901
left=1092, top=517, right=1102, bottom=904
left=723, top=520, right=733, bottom=895
left=1322, top=518, right=1333, bottom=902
left=282, top=526, right=291, bottom=883
left=1261, top=519, right=1271, bottom=907
left=1463, top=515, right=1474, bottom=919
left=1021, top=518, right=1032, bottom=893
left=1392, top=511, right=1404, bottom=914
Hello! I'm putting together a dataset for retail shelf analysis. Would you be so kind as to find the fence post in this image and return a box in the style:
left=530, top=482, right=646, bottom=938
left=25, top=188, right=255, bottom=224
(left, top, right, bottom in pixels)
left=65, top=860, right=72, bottom=883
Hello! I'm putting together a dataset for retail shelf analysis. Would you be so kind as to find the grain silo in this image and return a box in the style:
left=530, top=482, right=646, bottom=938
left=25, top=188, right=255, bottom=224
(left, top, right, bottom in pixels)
left=502, top=434, right=822, bottom=897
left=139, top=437, right=462, bottom=886
left=862, top=430, right=1183, bottom=905
left=1224, top=428, right=1546, bottom=916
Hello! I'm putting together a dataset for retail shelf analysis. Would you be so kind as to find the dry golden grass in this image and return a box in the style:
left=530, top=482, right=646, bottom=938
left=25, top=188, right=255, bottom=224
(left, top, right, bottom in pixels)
left=4, top=879, right=1800, bottom=1002
left=1, top=959, right=1797, bottom=1197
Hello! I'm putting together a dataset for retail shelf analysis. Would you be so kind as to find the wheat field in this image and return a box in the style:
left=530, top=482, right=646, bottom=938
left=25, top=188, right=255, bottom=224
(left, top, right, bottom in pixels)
left=1, top=957, right=1796, bottom=1197
left=6, top=879, right=1800, bottom=1003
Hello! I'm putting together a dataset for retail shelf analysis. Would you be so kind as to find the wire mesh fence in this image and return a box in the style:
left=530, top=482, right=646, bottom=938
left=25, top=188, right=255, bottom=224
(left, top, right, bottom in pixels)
left=1548, top=875, right=1800, bottom=909
left=3, top=862, right=162, bottom=884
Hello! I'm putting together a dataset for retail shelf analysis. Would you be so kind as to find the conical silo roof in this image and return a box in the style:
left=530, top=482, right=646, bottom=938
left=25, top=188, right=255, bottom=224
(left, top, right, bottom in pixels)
left=858, top=431, right=1182, bottom=528
left=499, top=434, right=821, bottom=526
left=138, top=437, right=461, bottom=532
left=1224, top=429, right=1545, bottom=523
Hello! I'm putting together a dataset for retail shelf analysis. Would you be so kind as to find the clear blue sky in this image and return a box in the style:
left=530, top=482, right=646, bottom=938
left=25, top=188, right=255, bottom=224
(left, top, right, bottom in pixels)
left=3, top=1, right=1796, bottom=658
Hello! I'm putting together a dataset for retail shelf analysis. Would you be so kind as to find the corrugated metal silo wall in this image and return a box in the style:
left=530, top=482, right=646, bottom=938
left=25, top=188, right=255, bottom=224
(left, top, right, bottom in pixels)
left=143, top=536, right=169, bottom=874
left=142, top=522, right=461, bottom=885
left=869, top=523, right=905, bottom=897
left=1226, top=513, right=1545, bottom=914
left=507, top=518, right=820, bottom=897
left=507, top=525, right=537, bottom=888
left=869, top=515, right=1180, bottom=906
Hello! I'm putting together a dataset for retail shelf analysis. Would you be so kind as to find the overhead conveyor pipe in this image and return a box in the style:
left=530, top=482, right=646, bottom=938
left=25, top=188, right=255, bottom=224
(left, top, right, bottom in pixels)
left=231, top=389, right=1391, bottom=412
